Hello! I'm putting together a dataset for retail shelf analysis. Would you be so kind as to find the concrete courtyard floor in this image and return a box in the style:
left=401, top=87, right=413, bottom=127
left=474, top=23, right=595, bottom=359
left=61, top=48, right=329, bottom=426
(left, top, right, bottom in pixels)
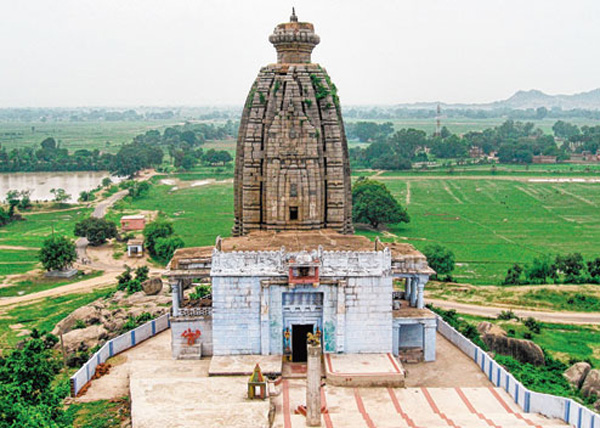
left=77, top=330, right=568, bottom=428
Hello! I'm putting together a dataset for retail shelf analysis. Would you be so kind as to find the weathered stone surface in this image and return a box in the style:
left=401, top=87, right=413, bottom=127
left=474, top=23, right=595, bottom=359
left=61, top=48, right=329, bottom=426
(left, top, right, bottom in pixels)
left=477, top=321, right=507, bottom=337
left=53, top=305, right=102, bottom=334
left=563, top=362, right=591, bottom=389
left=142, top=277, right=163, bottom=295
left=62, top=325, right=108, bottom=354
left=233, top=13, right=353, bottom=236
left=482, top=334, right=545, bottom=366
left=581, top=369, right=600, bottom=398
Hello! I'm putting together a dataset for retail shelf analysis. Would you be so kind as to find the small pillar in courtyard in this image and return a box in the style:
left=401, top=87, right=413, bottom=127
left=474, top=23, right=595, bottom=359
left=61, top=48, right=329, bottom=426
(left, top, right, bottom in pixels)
left=306, top=334, right=322, bottom=427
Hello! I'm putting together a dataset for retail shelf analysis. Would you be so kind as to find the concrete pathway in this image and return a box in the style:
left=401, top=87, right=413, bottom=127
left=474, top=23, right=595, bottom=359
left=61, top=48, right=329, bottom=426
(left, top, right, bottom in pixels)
left=427, top=297, right=600, bottom=325
left=273, top=381, right=568, bottom=427
left=76, top=330, right=569, bottom=428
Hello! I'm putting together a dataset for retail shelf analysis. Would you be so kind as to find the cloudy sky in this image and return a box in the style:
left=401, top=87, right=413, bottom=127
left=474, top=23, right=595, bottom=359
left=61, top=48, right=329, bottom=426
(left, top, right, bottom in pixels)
left=0, top=0, right=598, bottom=107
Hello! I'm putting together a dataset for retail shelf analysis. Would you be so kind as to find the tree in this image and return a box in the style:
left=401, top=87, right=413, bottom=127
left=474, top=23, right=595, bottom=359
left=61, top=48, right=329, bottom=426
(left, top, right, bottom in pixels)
left=38, top=235, right=76, bottom=271
left=587, top=257, right=600, bottom=282
left=143, top=219, right=175, bottom=256
left=525, top=255, right=556, bottom=284
left=503, top=263, right=523, bottom=285
left=101, top=177, right=112, bottom=187
left=552, top=120, right=580, bottom=140
left=50, top=187, right=71, bottom=203
left=423, top=244, right=455, bottom=280
left=40, top=137, right=57, bottom=151
left=0, top=335, right=69, bottom=427
left=154, top=236, right=185, bottom=263
left=78, top=190, right=95, bottom=202
left=74, top=217, right=118, bottom=246
left=554, top=252, right=585, bottom=282
left=351, top=179, right=409, bottom=229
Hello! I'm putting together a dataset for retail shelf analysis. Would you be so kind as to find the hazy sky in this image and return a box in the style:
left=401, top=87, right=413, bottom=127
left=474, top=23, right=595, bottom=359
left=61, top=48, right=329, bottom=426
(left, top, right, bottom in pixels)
left=0, top=0, right=598, bottom=107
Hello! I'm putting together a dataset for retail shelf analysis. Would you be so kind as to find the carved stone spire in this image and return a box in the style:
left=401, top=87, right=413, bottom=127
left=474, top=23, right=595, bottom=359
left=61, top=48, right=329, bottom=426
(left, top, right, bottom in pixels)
left=268, top=10, right=320, bottom=64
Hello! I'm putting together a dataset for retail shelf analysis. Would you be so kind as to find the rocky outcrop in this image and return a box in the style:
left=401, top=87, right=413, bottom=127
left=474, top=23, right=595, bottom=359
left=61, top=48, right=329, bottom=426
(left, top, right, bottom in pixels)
left=581, top=369, right=600, bottom=398
left=142, top=277, right=163, bottom=295
left=563, top=362, right=592, bottom=389
left=482, top=334, right=545, bottom=366
left=52, top=290, right=171, bottom=355
left=477, top=321, right=507, bottom=337
left=62, top=325, right=108, bottom=354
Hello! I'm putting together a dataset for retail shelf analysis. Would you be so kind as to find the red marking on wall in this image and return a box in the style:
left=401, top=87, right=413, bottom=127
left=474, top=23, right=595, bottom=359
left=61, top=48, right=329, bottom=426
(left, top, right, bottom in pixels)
left=387, top=388, right=420, bottom=428
left=487, top=387, right=542, bottom=428
left=353, top=388, right=376, bottom=428
left=386, top=353, right=403, bottom=373
left=420, top=387, right=462, bottom=428
left=455, top=388, right=501, bottom=428
left=283, top=379, right=292, bottom=428
left=320, top=387, right=334, bottom=428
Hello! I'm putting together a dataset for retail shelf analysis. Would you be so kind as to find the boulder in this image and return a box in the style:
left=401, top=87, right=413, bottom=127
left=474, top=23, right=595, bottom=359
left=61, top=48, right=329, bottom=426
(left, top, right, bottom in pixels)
left=477, top=321, right=507, bottom=337
left=594, top=399, right=600, bottom=412
left=61, top=325, right=108, bottom=354
left=563, top=362, right=591, bottom=389
left=581, top=369, right=600, bottom=398
left=52, top=305, right=102, bottom=335
left=142, top=277, right=163, bottom=295
left=482, top=335, right=545, bottom=366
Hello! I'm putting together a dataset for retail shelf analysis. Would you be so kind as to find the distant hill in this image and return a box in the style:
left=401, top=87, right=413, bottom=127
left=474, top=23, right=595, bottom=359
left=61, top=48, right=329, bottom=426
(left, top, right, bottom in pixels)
left=395, top=88, right=600, bottom=111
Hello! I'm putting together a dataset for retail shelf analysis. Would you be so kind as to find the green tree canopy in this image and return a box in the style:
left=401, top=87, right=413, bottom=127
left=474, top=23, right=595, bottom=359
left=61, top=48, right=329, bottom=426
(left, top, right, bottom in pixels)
left=351, top=179, right=409, bottom=229
left=74, top=217, right=118, bottom=246
left=143, top=219, right=175, bottom=257
left=423, top=244, right=455, bottom=280
left=38, top=235, right=76, bottom=271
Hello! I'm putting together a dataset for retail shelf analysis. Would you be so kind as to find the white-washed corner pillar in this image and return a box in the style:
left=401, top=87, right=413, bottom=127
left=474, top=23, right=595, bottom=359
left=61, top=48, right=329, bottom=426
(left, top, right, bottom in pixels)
left=171, top=279, right=181, bottom=317
left=404, top=278, right=409, bottom=299
left=336, top=280, right=346, bottom=353
left=260, top=281, right=270, bottom=355
left=423, top=322, right=436, bottom=361
left=416, top=274, right=428, bottom=309
left=409, top=277, right=418, bottom=307
left=392, top=323, right=400, bottom=356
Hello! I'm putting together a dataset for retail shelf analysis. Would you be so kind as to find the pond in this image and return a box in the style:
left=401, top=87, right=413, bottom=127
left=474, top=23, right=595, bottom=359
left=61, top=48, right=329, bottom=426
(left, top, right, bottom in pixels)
left=0, top=171, right=122, bottom=202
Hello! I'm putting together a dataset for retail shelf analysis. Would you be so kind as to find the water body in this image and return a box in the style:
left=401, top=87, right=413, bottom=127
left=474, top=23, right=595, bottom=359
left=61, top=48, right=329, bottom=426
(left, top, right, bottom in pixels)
left=0, top=171, right=121, bottom=202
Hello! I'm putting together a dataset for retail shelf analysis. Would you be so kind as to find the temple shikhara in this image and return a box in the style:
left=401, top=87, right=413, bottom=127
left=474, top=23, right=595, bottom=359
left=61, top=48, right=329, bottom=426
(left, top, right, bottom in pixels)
left=166, top=11, right=437, bottom=379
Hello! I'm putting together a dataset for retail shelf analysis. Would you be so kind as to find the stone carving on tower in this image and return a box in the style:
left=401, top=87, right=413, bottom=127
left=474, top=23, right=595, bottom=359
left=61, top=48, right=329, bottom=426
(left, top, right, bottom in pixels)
left=232, top=9, right=354, bottom=236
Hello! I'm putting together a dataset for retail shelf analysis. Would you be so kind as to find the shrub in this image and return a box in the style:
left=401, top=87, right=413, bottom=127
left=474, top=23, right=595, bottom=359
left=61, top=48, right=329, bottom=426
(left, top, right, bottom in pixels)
left=189, top=284, right=211, bottom=300
left=497, top=310, right=518, bottom=321
left=74, top=217, right=118, bottom=246
left=523, top=317, right=542, bottom=334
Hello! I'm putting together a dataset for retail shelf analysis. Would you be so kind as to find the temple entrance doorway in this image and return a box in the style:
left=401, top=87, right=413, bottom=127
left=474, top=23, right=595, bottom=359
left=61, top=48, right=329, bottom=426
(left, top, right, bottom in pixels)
left=292, top=324, right=313, bottom=362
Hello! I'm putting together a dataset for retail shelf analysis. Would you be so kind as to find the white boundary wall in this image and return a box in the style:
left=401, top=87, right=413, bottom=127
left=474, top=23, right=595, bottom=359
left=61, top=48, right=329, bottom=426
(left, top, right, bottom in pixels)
left=437, top=316, right=600, bottom=428
left=70, top=314, right=170, bottom=396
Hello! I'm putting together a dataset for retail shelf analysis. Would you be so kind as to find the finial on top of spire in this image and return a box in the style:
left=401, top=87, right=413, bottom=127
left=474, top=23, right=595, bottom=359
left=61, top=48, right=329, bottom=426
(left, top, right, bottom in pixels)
left=290, top=7, right=298, bottom=22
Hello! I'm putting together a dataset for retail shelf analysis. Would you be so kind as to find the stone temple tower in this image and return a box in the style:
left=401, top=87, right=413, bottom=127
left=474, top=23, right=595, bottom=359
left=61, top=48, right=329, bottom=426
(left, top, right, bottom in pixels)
left=232, top=10, right=354, bottom=236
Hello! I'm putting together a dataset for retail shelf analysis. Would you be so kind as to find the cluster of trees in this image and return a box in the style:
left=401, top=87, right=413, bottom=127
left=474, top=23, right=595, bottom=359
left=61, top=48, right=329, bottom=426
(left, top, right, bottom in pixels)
left=143, top=219, right=184, bottom=264
left=348, top=119, right=592, bottom=170
left=0, top=137, right=116, bottom=172
left=0, top=190, right=32, bottom=226
left=422, top=244, right=456, bottom=281
left=0, top=121, right=237, bottom=175
left=0, top=332, right=71, bottom=427
left=74, top=217, right=118, bottom=246
left=503, top=253, right=600, bottom=285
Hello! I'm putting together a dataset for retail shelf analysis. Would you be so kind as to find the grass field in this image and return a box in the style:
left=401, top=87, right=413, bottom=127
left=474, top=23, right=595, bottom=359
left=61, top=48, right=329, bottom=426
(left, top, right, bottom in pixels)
left=109, top=178, right=234, bottom=248
left=346, top=117, right=600, bottom=135
left=359, top=177, right=600, bottom=284
left=0, top=120, right=180, bottom=153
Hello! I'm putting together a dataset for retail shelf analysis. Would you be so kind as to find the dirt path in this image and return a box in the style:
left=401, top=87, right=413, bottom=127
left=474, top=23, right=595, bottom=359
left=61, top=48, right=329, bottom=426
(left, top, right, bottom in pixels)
left=0, top=271, right=120, bottom=308
left=427, top=298, right=600, bottom=325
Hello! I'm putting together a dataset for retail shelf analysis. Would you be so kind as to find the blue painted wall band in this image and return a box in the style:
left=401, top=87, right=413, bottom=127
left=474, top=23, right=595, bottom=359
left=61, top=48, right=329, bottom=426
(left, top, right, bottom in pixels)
left=131, top=330, right=136, bottom=346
